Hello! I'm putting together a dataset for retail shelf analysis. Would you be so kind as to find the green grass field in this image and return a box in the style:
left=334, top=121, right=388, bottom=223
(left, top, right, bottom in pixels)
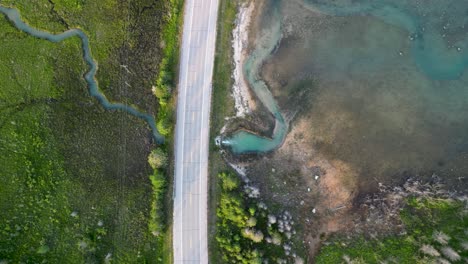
left=0, top=0, right=181, bottom=262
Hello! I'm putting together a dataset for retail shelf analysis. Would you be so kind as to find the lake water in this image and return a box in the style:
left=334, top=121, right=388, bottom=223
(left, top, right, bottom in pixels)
left=223, top=0, right=468, bottom=185
left=0, top=6, right=164, bottom=143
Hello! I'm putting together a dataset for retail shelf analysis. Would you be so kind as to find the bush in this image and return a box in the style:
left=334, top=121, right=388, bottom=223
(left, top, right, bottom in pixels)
left=215, top=172, right=290, bottom=263
left=148, top=148, right=168, bottom=169
left=148, top=170, right=166, bottom=236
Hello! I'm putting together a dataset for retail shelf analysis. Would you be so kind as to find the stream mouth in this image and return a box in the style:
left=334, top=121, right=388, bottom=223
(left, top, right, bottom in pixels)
left=222, top=113, right=288, bottom=154
left=0, top=6, right=164, bottom=143
left=221, top=4, right=288, bottom=154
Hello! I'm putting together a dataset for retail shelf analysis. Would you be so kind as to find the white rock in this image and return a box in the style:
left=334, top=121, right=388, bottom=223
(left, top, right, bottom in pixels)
left=268, top=215, right=277, bottom=224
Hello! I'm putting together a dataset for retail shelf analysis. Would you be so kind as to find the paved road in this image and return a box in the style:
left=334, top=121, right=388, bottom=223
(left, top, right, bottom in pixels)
left=173, top=0, right=219, bottom=263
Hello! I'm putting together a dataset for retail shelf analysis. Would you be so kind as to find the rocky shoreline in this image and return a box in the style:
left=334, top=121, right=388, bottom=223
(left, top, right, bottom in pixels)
left=231, top=1, right=256, bottom=117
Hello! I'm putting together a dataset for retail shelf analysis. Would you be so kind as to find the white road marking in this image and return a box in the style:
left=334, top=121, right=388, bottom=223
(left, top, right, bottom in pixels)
left=173, top=0, right=219, bottom=263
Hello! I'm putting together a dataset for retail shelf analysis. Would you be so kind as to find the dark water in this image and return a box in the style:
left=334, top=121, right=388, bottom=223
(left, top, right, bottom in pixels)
left=0, top=6, right=164, bottom=143
left=226, top=0, right=468, bottom=186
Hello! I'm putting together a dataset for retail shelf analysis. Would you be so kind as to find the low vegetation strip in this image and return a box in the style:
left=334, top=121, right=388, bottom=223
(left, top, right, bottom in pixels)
left=148, top=0, right=184, bottom=262
left=207, top=0, right=237, bottom=262
left=153, top=0, right=184, bottom=139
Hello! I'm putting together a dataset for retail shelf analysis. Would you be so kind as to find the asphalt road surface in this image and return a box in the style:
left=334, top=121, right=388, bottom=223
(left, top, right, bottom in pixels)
left=173, top=0, right=219, bottom=263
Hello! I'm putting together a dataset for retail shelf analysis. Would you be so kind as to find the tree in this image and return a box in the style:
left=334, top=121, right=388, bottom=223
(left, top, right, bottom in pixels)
left=148, top=148, right=168, bottom=169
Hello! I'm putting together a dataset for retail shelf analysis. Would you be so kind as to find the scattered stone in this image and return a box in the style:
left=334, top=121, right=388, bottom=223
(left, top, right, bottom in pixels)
left=245, top=185, right=260, bottom=198
left=268, top=215, right=277, bottom=224
left=70, top=211, right=78, bottom=217
left=312, top=208, right=316, bottom=214
left=295, top=257, right=304, bottom=264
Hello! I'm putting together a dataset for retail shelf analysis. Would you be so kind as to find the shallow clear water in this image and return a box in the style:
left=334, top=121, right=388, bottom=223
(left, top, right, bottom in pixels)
left=0, top=6, right=164, bottom=143
left=305, top=0, right=468, bottom=80
left=224, top=0, right=468, bottom=168
left=223, top=0, right=468, bottom=188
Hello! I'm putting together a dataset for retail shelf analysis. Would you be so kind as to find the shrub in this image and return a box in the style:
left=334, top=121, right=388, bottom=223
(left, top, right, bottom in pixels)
left=148, top=148, right=168, bottom=169
left=215, top=172, right=289, bottom=262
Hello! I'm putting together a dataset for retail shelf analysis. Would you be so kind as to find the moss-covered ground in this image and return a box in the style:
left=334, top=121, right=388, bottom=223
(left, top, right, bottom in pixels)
left=0, top=0, right=182, bottom=262
left=316, top=197, right=468, bottom=263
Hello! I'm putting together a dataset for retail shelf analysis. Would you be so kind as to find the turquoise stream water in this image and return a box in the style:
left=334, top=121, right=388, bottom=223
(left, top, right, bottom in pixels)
left=0, top=6, right=164, bottom=143
left=223, top=0, right=468, bottom=155
left=222, top=5, right=289, bottom=154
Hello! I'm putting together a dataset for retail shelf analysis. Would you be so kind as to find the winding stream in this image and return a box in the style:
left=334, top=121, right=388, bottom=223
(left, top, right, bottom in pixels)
left=0, top=6, right=164, bottom=143
left=222, top=6, right=288, bottom=154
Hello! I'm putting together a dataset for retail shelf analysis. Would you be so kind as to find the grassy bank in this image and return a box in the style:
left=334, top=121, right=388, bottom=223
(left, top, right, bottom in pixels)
left=149, top=0, right=185, bottom=262
left=153, top=0, right=184, bottom=140
left=316, top=197, right=468, bottom=263
left=208, top=0, right=237, bottom=262
left=0, top=0, right=181, bottom=262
